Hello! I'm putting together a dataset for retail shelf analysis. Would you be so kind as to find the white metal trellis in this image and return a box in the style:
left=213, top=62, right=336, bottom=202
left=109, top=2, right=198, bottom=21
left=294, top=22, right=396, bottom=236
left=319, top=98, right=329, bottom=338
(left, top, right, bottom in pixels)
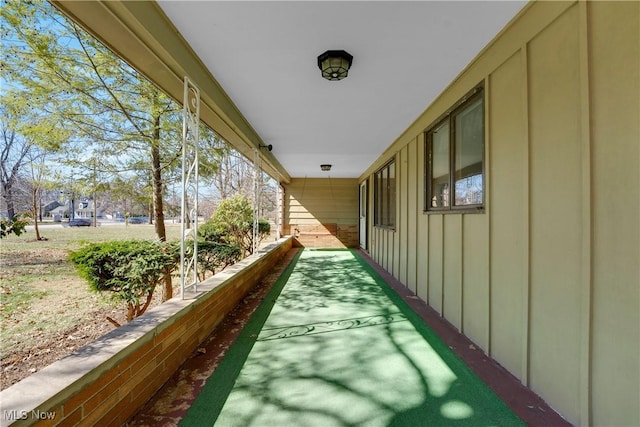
left=252, top=148, right=262, bottom=254
left=276, top=180, right=283, bottom=240
left=181, top=77, right=200, bottom=298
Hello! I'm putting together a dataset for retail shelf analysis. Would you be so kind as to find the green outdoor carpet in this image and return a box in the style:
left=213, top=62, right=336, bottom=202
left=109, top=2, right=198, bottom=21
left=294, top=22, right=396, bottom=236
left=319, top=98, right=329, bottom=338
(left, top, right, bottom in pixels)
left=180, top=249, right=524, bottom=427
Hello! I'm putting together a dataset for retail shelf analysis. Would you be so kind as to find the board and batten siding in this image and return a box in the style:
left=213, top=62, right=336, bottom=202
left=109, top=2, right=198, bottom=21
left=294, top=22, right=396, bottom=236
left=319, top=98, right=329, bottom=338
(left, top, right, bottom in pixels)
left=283, top=178, right=359, bottom=248
left=362, top=2, right=639, bottom=426
left=589, top=2, right=639, bottom=424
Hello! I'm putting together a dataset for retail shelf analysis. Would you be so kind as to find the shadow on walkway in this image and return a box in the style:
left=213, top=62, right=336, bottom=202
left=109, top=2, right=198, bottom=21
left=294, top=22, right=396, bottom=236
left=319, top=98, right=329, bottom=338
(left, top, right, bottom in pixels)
left=129, top=248, right=570, bottom=427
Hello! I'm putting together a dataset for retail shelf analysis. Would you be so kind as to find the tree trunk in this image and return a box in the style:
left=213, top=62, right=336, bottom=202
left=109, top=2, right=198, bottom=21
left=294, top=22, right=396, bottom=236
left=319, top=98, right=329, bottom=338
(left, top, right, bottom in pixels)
left=137, top=290, right=154, bottom=317
left=151, top=111, right=172, bottom=300
left=151, top=141, right=166, bottom=241
left=4, top=185, right=16, bottom=220
left=32, top=187, right=41, bottom=240
left=184, top=197, right=191, bottom=229
left=126, top=304, right=135, bottom=322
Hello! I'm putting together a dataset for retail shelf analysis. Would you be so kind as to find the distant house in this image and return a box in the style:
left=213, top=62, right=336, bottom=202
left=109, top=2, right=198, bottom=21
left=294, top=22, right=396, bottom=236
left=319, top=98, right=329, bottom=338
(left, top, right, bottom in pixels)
left=48, top=205, right=68, bottom=221
left=42, top=201, right=62, bottom=217
left=75, top=199, right=104, bottom=219
left=45, top=199, right=105, bottom=220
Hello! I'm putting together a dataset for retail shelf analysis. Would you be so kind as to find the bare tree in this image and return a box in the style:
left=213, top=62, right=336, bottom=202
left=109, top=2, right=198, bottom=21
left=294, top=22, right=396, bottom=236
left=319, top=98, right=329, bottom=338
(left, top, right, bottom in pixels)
left=211, top=144, right=255, bottom=202
left=25, top=148, right=48, bottom=240
left=1, top=124, right=31, bottom=220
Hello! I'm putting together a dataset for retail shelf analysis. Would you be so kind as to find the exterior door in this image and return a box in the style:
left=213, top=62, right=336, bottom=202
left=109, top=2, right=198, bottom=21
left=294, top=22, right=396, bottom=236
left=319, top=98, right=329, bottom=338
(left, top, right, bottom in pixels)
left=359, top=180, right=368, bottom=250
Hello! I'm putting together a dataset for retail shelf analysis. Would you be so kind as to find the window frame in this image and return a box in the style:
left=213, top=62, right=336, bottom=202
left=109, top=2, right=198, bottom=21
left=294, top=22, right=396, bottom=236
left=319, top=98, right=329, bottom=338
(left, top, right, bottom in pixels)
left=425, top=84, right=485, bottom=213
left=374, top=158, right=396, bottom=229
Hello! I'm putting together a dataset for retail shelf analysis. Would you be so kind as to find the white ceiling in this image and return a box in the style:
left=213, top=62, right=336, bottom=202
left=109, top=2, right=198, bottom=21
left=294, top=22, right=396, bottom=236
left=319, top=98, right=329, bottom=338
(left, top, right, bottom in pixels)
left=157, top=1, right=525, bottom=178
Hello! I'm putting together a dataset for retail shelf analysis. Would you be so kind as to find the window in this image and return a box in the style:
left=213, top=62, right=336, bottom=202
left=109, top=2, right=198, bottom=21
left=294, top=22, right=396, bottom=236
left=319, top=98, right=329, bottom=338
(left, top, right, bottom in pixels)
left=426, top=85, right=484, bottom=212
left=374, top=159, right=395, bottom=228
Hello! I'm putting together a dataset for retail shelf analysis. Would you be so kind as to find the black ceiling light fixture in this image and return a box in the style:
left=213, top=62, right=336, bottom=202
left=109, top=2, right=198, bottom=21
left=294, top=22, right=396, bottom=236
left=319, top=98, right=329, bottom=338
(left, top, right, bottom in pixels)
left=320, top=164, right=332, bottom=171
left=317, top=50, right=353, bottom=81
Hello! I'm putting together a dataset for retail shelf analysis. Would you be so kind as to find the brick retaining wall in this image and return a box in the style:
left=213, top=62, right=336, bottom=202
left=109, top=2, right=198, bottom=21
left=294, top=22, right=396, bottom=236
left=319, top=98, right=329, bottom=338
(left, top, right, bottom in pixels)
left=284, top=223, right=358, bottom=248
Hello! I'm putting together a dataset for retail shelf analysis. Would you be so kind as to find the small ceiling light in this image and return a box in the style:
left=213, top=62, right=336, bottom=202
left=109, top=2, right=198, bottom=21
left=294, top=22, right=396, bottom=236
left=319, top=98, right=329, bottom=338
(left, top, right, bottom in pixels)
left=320, top=164, right=332, bottom=171
left=317, top=50, right=353, bottom=81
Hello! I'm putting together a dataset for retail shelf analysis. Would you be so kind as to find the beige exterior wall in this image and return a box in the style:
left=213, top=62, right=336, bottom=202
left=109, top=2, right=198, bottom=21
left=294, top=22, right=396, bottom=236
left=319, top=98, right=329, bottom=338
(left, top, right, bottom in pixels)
left=589, top=2, right=639, bottom=424
left=362, top=2, right=639, bottom=425
left=283, top=178, right=359, bottom=248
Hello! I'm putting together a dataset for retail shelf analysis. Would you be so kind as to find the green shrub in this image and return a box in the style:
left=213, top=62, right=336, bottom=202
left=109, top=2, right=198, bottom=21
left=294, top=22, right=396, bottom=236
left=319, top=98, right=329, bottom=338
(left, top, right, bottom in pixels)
left=69, top=240, right=176, bottom=321
left=170, top=239, right=242, bottom=280
left=197, top=221, right=225, bottom=243
left=194, top=241, right=241, bottom=279
left=0, top=214, right=29, bottom=238
left=201, top=194, right=271, bottom=255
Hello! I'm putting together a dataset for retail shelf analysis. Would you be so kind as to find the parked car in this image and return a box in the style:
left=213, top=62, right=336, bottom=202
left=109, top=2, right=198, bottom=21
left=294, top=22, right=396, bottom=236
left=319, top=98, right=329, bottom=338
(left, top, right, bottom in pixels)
left=128, top=216, right=148, bottom=224
left=68, top=218, right=92, bottom=227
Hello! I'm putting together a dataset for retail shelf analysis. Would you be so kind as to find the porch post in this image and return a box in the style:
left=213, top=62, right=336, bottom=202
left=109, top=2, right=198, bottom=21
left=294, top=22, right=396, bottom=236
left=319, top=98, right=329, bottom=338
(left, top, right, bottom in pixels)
left=181, top=76, right=200, bottom=298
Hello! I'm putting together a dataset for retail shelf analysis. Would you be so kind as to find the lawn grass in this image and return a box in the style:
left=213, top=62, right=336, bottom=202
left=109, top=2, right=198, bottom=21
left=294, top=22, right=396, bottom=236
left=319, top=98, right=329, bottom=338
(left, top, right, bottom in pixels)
left=0, top=223, right=183, bottom=363
left=0, top=223, right=181, bottom=318
left=1, top=223, right=181, bottom=251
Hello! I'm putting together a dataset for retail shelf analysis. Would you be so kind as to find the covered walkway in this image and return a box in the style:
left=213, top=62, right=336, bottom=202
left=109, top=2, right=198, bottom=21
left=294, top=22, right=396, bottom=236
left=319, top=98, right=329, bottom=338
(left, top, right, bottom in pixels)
left=131, top=249, right=569, bottom=427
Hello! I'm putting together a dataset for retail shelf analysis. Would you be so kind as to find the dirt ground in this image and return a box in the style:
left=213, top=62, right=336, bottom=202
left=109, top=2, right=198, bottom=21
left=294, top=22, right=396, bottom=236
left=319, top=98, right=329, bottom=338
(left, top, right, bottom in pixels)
left=2, top=287, right=181, bottom=391
left=1, top=304, right=130, bottom=389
